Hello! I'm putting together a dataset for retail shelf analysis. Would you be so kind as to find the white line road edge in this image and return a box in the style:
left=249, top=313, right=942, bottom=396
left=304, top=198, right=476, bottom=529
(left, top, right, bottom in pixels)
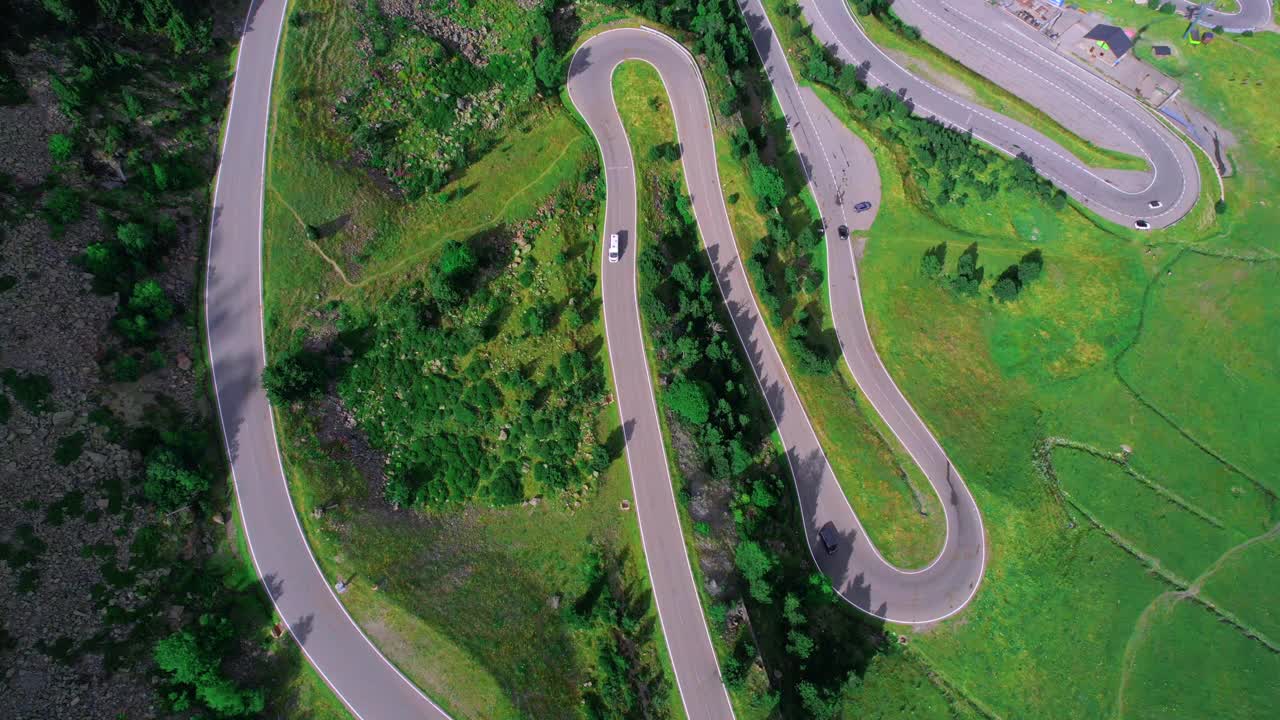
left=202, top=2, right=453, bottom=717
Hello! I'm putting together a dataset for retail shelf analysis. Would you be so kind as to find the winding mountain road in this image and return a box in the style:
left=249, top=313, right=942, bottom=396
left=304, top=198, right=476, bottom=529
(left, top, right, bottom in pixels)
left=205, top=0, right=451, bottom=717
left=798, top=0, right=1201, bottom=228
left=205, top=0, right=1212, bottom=717
left=568, top=18, right=986, bottom=718
left=1178, top=0, right=1273, bottom=31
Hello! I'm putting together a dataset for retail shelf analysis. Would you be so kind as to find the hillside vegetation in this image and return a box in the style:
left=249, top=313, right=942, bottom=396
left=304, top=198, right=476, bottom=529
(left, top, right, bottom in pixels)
left=773, top=2, right=1280, bottom=719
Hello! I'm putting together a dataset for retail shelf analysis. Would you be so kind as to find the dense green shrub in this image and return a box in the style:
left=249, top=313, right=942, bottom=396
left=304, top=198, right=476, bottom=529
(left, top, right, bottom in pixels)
left=154, top=618, right=264, bottom=717
left=1, top=369, right=53, bottom=413
left=115, top=279, right=175, bottom=344
left=950, top=242, right=984, bottom=295
left=53, top=431, right=86, bottom=466
left=572, top=548, right=674, bottom=717
left=668, top=379, right=711, bottom=425
left=337, top=1, right=564, bottom=197
left=48, top=133, right=74, bottom=161
left=143, top=447, right=209, bottom=511
left=734, top=540, right=776, bottom=604
left=261, top=350, right=326, bottom=404
left=42, top=185, right=81, bottom=232
left=919, top=241, right=947, bottom=277
left=992, top=276, right=1019, bottom=302
left=991, top=248, right=1045, bottom=302
left=332, top=166, right=611, bottom=509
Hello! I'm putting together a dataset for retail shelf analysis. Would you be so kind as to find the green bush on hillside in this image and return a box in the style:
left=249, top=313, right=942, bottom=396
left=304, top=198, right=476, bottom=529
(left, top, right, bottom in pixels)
left=154, top=617, right=264, bottom=717
left=262, top=350, right=326, bottom=404
left=337, top=1, right=565, bottom=198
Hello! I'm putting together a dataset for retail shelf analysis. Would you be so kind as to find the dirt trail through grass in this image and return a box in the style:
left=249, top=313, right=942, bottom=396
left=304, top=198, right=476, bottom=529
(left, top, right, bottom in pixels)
left=348, top=134, right=588, bottom=289
left=270, top=186, right=356, bottom=287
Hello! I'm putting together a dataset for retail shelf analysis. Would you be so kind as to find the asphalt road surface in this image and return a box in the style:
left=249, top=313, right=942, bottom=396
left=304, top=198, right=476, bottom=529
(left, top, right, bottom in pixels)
left=1178, top=0, right=1273, bottom=31
left=204, top=0, right=451, bottom=717
left=799, top=0, right=1202, bottom=228
left=567, top=29, right=740, bottom=720
left=207, top=0, right=1213, bottom=714
left=739, top=0, right=985, bottom=619
left=569, top=18, right=987, bottom=718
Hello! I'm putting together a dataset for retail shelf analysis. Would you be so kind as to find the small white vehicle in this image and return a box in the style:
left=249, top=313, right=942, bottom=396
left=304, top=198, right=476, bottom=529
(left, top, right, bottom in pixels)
left=1148, top=200, right=1162, bottom=209
left=1134, top=219, right=1151, bottom=231
left=608, top=233, right=620, bottom=263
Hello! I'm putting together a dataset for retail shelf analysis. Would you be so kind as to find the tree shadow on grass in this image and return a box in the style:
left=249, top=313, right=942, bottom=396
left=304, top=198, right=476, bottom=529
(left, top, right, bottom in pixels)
left=344, top=508, right=591, bottom=717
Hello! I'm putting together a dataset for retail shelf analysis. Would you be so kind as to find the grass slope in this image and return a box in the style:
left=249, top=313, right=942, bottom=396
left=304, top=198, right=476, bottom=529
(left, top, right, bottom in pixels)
left=790, top=8, right=1280, bottom=720
left=260, top=2, right=680, bottom=717
left=614, top=53, right=971, bottom=719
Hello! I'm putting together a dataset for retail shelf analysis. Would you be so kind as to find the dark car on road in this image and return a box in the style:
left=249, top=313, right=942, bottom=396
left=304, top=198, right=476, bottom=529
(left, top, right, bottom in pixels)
left=853, top=201, right=873, bottom=213
left=818, top=522, right=840, bottom=556
left=837, top=224, right=849, bottom=240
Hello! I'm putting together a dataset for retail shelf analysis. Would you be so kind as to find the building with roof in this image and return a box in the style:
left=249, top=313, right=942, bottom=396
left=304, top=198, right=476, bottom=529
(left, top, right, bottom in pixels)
left=1080, top=24, right=1133, bottom=65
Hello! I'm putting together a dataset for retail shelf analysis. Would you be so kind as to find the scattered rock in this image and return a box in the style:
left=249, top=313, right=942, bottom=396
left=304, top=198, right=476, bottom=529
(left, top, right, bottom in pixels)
left=176, top=353, right=192, bottom=371
left=619, top=499, right=631, bottom=511
left=549, top=594, right=561, bottom=610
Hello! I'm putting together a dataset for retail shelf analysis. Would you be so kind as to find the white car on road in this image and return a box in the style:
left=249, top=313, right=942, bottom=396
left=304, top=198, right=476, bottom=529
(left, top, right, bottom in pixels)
left=609, top=233, right=620, bottom=263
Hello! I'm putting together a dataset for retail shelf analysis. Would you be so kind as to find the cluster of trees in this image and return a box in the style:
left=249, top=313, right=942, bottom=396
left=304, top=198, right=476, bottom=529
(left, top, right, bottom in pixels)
left=993, top=248, right=1044, bottom=302
left=731, top=129, right=832, bottom=375
left=632, top=136, right=882, bottom=714
left=637, top=183, right=770, bottom=482
left=613, top=2, right=891, bottom=711
left=571, top=547, right=674, bottom=719
left=616, top=0, right=754, bottom=115
left=6, top=3, right=339, bottom=717
left=920, top=241, right=1045, bottom=302
left=337, top=1, right=567, bottom=198
left=17, top=0, right=228, bottom=381
left=847, top=0, right=921, bottom=40
left=262, top=348, right=327, bottom=404
left=153, top=616, right=265, bottom=717
left=793, top=26, right=1066, bottom=211
left=143, top=440, right=209, bottom=507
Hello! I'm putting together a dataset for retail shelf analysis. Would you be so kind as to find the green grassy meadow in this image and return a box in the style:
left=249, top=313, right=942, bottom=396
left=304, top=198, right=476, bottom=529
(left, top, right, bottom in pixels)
left=784, top=4, right=1280, bottom=718
left=612, top=57, right=968, bottom=719
left=255, top=0, right=1279, bottom=717
left=260, top=1, right=682, bottom=717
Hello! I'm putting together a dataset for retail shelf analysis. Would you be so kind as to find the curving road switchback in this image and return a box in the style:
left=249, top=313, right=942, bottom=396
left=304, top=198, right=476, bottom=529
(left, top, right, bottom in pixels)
left=1178, top=0, right=1273, bottom=32
left=206, top=0, right=1218, bottom=716
left=568, top=18, right=986, bottom=718
left=797, top=0, right=1202, bottom=228
left=204, top=0, right=451, bottom=717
